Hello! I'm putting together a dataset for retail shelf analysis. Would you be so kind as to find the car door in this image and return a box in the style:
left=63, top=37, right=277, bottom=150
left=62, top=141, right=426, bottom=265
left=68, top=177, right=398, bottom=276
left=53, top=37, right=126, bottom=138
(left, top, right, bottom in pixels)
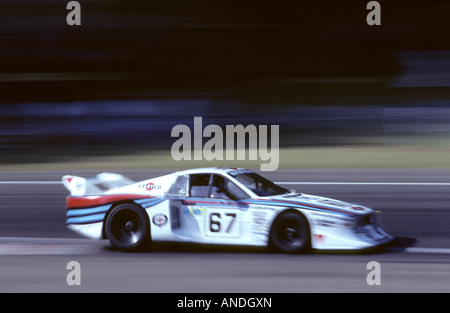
left=183, top=173, right=250, bottom=244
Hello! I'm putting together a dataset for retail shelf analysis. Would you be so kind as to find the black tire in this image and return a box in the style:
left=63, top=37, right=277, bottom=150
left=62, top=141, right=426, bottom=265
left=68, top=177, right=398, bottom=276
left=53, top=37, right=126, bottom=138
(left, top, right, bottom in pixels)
left=269, top=212, right=311, bottom=254
left=105, top=203, right=150, bottom=251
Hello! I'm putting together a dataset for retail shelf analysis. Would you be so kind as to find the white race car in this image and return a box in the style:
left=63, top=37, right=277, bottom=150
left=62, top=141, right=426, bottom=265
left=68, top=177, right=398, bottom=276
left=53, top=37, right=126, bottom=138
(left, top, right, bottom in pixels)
left=63, top=167, right=392, bottom=253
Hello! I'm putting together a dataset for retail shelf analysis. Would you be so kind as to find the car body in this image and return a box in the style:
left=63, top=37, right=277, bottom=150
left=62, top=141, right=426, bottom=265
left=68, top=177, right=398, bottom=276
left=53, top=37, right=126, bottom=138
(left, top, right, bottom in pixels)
left=62, top=167, right=392, bottom=253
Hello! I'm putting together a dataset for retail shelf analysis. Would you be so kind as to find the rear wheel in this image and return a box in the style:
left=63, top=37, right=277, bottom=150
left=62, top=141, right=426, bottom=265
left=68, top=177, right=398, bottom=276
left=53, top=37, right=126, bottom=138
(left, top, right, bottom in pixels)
left=269, top=212, right=310, bottom=254
left=105, top=203, right=150, bottom=251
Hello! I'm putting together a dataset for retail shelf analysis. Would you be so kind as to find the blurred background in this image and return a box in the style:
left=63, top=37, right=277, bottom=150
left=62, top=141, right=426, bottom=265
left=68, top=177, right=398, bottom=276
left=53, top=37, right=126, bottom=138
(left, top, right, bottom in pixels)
left=2, top=0, right=450, bottom=168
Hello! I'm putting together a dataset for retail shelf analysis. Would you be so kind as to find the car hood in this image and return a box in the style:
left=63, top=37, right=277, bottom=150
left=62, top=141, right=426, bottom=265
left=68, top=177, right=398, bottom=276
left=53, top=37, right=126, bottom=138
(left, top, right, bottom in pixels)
left=260, top=193, right=373, bottom=215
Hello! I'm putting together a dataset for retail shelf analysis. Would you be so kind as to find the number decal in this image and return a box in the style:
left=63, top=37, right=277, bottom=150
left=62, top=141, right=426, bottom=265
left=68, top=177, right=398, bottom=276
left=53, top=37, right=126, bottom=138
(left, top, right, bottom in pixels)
left=205, top=210, right=239, bottom=237
left=209, top=213, right=221, bottom=233
left=225, top=213, right=236, bottom=233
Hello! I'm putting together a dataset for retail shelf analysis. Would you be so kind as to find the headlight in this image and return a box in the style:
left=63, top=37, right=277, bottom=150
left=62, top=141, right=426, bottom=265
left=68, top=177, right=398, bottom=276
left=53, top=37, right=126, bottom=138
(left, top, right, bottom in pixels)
left=355, top=212, right=377, bottom=227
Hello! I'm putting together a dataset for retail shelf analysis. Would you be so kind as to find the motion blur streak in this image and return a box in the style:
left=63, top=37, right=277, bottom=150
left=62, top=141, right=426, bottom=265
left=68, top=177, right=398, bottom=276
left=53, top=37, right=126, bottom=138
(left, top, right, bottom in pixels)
left=2, top=1, right=450, bottom=160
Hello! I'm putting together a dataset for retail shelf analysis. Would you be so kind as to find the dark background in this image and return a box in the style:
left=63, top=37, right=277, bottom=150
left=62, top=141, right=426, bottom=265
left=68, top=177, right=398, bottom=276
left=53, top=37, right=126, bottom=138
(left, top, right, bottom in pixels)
left=1, top=0, right=450, bottom=162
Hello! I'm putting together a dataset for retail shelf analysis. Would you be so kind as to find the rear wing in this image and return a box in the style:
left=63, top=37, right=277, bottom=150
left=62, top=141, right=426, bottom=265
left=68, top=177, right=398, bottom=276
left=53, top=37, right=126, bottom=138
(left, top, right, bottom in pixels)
left=62, top=173, right=135, bottom=196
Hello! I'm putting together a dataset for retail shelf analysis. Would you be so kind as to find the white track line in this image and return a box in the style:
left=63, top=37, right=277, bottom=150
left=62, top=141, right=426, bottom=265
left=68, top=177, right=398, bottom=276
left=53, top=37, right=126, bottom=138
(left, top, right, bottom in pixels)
left=0, top=181, right=61, bottom=184
left=0, top=237, right=99, bottom=255
left=404, top=247, right=450, bottom=254
left=2, top=181, right=450, bottom=186
left=0, top=238, right=448, bottom=255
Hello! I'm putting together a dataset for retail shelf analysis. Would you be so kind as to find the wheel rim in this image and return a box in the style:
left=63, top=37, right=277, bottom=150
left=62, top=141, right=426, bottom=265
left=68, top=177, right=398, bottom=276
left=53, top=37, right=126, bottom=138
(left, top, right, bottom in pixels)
left=275, top=218, right=305, bottom=249
left=110, top=209, right=145, bottom=246
left=285, top=227, right=299, bottom=242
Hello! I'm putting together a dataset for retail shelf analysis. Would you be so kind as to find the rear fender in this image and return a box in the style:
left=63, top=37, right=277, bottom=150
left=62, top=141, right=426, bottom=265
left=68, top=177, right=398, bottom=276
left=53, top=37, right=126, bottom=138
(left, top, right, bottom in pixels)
left=62, top=175, right=86, bottom=196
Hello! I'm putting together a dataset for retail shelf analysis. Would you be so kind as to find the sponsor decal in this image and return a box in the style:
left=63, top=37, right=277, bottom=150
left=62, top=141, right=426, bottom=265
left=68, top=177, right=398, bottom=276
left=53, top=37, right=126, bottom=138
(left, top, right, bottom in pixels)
left=138, top=182, right=162, bottom=191
left=251, top=210, right=268, bottom=240
left=184, top=207, right=206, bottom=216
left=152, top=214, right=168, bottom=227
left=314, top=234, right=325, bottom=243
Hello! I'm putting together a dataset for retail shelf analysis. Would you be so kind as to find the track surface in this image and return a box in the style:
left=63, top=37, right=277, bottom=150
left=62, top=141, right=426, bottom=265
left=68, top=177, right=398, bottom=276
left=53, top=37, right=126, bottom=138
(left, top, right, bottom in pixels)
left=1, top=169, right=450, bottom=292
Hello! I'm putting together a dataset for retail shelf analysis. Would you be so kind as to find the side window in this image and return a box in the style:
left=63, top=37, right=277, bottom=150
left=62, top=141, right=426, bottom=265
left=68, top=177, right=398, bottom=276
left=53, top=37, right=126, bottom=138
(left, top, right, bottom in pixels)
left=226, top=179, right=249, bottom=200
left=209, top=175, right=229, bottom=199
left=189, top=174, right=211, bottom=198
left=209, top=175, right=249, bottom=200
left=166, top=174, right=188, bottom=197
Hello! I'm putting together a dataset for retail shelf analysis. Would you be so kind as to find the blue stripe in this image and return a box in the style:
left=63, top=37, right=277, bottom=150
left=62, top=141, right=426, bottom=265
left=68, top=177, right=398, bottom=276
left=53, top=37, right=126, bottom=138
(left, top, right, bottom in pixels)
left=66, top=205, right=111, bottom=218
left=183, top=197, right=354, bottom=216
left=136, top=198, right=166, bottom=208
left=66, top=198, right=166, bottom=226
left=67, top=213, right=105, bottom=224
left=185, top=198, right=246, bottom=205
left=247, top=199, right=354, bottom=216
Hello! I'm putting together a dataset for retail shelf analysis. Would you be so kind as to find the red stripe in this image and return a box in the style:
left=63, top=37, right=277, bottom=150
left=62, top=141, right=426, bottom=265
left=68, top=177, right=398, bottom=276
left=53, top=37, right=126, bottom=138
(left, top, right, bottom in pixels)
left=67, top=194, right=153, bottom=208
left=184, top=200, right=252, bottom=206
left=185, top=198, right=354, bottom=215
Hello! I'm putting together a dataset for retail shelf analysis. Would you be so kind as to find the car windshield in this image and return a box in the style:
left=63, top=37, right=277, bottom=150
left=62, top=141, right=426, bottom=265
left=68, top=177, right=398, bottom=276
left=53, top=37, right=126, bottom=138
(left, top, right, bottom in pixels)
left=231, top=172, right=288, bottom=196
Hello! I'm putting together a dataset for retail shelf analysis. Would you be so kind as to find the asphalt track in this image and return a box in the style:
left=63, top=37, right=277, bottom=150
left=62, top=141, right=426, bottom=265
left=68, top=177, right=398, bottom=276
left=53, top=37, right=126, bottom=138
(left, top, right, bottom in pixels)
left=1, top=169, right=450, bottom=293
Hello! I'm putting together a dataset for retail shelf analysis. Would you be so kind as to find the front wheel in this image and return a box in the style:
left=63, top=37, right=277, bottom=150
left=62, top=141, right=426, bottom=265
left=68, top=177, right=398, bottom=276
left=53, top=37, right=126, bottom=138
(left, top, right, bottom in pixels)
left=105, top=203, right=150, bottom=251
left=269, top=212, right=311, bottom=254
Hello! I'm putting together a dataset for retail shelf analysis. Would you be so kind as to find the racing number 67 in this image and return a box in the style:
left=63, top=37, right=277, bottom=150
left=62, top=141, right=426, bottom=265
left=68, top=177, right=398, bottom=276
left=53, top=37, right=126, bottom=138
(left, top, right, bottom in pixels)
left=208, top=211, right=238, bottom=236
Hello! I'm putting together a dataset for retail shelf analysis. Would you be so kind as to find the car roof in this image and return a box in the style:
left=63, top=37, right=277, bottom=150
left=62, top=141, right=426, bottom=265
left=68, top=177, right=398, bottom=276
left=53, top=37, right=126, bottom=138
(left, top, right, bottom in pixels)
left=173, top=167, right=252, bottom=176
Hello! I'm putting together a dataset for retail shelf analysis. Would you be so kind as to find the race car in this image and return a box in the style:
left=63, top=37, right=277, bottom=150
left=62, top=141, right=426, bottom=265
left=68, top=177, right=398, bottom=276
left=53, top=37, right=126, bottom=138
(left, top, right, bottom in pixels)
left=62, top=167, right=393, bottom=253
